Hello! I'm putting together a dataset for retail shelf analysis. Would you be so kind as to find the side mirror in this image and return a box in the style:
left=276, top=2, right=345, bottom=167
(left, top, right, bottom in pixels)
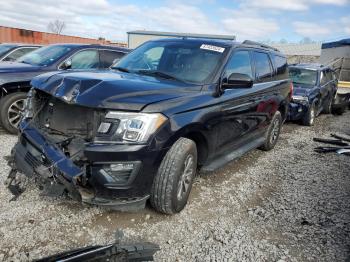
left=62, top=59, right=72, bottom=70
left=222, top=73, right=253, bottom=89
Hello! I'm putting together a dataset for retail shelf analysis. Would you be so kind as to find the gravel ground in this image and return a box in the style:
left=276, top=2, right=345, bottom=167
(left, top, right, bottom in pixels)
left=0, top=112, right=349, bottom=261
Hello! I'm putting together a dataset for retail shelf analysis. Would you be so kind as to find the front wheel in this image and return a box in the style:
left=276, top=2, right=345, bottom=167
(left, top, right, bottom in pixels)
left=150, top=137, right=197, bottom=214
left=301, top=102, right=316, bottom=126
left=0, top=92, right=27, bottom=134
left=260, top=111, right=282, bottom=151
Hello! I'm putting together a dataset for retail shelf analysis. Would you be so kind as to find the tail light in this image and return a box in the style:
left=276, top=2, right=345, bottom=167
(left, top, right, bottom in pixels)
left=289, top=82, right=294, bottom=100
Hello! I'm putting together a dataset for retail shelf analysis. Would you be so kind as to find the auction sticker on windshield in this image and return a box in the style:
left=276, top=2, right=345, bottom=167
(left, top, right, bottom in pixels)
left=200, top=44, right=225, bottom=53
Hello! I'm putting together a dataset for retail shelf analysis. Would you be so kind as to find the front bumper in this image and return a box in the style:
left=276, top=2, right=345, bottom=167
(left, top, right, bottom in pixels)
left=10, top=121, right=168, bottom=211
left=287, top=102, right=309, bottom=121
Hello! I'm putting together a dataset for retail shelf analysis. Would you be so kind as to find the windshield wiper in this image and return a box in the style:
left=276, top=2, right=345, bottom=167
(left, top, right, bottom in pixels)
left=137, top=70, right=184, bottom=82
left=112, top=66, right=130, bottom=73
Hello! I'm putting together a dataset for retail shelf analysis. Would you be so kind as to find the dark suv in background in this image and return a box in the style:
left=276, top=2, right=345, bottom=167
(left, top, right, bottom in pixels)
left=288, top=64, right=337, bottom=125
left=7, top=38, right=291, bottom=214
left=0, top=43, right=40, bottom=62
left=0, top=44, right=129, bottom=133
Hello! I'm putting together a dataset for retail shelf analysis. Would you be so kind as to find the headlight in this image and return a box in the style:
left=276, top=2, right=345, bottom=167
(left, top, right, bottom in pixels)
left=23, top=89, right=34, bottom=119
left=292, top=95, right=308, bottom=103
left=96, top=112, right=167, bottom=143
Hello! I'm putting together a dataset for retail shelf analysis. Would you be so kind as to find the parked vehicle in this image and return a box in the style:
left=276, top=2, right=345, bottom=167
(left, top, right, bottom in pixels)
left=7, top=38, right=291, bottom=214
left=0, top=43, right=41, bottom=62
left=288, top=64, right=338, bottom=126
left=0, top=44, right=130, bottom=133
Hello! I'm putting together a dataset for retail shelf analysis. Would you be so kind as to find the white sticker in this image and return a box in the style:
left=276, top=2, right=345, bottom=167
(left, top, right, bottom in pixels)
left=200, top=44, right=225, bottom=53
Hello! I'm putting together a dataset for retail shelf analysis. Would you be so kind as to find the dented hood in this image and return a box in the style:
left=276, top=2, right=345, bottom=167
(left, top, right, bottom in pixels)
left=31, top=70, right=201, bottom=111
left=292, top=84, right=315, bottom=97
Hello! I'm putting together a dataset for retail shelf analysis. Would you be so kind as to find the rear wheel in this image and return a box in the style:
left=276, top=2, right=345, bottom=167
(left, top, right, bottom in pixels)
left=260, top=111, right=282, bottom=151
left=323, top=93, right=333, bottom=114
left=0, top=92, right=27, bottom=134
left=150, top=137, right=197, bottom=214
left=332, top=105, right=346, bottom=115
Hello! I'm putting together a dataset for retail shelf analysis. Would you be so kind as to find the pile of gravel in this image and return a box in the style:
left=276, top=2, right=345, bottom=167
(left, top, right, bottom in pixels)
left=0, top=112, right=349, bottom=261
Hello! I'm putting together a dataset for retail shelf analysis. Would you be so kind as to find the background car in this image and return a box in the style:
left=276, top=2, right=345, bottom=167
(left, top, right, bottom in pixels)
left=0, top=43, right=130, bottom=133
left=288, top=63, right=337, bottom=126
left=0, top=43, right=41, bottom=62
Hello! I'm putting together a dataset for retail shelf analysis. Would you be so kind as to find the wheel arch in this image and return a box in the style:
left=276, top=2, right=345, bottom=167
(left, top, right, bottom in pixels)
left=163, top=123, right=211, bottom=167
left=1, top=81, right=31, bottom=99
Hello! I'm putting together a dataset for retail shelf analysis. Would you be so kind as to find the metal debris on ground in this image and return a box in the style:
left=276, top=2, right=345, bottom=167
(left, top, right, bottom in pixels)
left=35, top=231, right=159, bottom=262
left=313, top=133, right=350, bottom=155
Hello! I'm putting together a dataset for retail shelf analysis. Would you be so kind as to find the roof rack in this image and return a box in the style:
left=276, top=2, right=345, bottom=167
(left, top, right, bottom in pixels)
left=242, top=40, right=279, bottom=52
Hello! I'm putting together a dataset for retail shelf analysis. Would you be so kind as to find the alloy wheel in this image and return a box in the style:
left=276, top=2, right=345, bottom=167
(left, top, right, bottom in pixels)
left=270, top=118, right=280, bottom=144
left=7, top=98, right=25, bottom=128
left=177, top=154, right=194, bottom=201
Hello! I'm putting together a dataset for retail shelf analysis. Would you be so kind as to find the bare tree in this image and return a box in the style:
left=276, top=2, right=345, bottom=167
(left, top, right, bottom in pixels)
left=47, top=20, right=66, bottom=35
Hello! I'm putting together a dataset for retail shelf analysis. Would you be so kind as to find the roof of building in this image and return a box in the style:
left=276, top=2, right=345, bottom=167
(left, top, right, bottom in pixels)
left=127, top=30, right=236, bottom=40
left=270, top=43, right=322, bottom=56
left=322, top=38, right=350, bottom=49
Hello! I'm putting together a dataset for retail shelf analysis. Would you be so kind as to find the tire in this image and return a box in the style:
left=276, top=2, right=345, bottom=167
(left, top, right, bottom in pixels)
left=323, top=94, right=333, bottom=114
left=0, top=92, right=27, bottom=134
left=260, top=111, right=282, bottom=151
left=301, top=102, right=316, bottom=126
left=332, top=105, right=346, bottom=115
left=150, top=137, right=197, bottom=214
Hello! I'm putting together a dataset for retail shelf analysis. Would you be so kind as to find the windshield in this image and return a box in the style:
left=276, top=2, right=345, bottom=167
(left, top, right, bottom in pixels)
left=113, top=41, right=227, bottom=84
left=17, top=45, right=72, bottom=66
left=289, top=68, right=318, bottom=86
left=0, top=45, right=16, bottom=57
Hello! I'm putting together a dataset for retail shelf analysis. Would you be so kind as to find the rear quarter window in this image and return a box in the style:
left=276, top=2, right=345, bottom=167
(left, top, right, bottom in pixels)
left=253, top=51, right=273, bottom=82
left=272, top=54, right=288, bottom=80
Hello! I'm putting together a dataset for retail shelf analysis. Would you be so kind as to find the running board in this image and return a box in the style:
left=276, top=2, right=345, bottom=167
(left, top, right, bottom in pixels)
left=201, top=137, right=265, bottom=172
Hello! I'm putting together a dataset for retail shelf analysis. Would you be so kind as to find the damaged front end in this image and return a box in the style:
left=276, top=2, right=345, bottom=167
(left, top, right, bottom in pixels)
left=6, top=88, right=162, bottom=211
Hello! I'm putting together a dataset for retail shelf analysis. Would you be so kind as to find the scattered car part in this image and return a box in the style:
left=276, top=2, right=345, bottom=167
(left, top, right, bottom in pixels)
left=34, top=231, right=159, bottom=262
left=313, top=137, right=349, bottom=146
left=314, top=146, right=350, bottom=153
left=336, top=148, right=350, bottom=155
left=330, top=133, right=350, bottom=142
left=313, top=134, right=350, bottom=155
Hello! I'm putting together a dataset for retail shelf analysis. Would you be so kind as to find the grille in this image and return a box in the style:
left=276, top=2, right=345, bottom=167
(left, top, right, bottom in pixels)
left=24, top=152, right=41, bottom=168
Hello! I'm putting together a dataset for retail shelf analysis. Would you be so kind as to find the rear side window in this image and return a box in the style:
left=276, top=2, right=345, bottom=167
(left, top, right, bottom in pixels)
left=253, top=51, right=272, bottom=82
left=272, top=54, right=288, bottom=79
left=3, top=47, right=37, bottom=62
left=224, top=50, right=253, bottom=78
left=100, top=50, right=126, bottom=68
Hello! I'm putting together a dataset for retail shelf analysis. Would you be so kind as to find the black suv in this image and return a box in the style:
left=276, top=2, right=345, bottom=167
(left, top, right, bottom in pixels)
left=0, top=44, right=129, bottom=134
left=7, top=38, right=291, bottom=214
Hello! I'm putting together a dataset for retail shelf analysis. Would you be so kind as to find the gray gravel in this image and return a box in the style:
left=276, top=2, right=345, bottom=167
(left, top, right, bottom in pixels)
left=0, top=112, right=349, bottom=261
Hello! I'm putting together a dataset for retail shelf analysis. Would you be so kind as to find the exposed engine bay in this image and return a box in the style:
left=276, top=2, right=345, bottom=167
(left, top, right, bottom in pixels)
left=29, top=89, right=105, bottom=163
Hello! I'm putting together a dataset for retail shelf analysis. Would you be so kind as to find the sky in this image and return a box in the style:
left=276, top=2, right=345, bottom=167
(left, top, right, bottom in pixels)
left=0, top=0, right=349, bottom=43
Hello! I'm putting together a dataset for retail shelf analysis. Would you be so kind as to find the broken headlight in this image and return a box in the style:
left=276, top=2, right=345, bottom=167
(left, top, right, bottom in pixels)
left=96, top=112, right=167, bottom=143
left=23, top=89, right=34, bottom=120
